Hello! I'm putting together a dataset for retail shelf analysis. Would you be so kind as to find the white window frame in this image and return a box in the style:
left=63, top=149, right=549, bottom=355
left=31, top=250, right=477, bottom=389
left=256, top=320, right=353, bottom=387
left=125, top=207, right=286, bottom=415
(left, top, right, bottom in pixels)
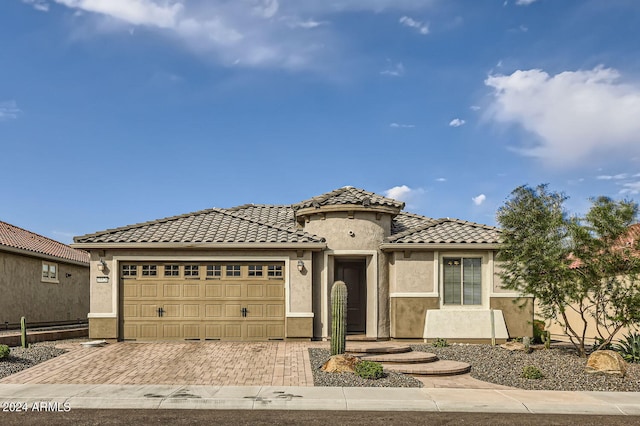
left=439, top=252, right=490, bottom=309
left=42, top=261, right=59, bottom=283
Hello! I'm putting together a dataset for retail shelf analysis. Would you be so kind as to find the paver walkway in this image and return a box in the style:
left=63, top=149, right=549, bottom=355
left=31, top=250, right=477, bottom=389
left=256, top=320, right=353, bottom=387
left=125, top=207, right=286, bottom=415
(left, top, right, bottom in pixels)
left=0, top=341, right=325, bottom=387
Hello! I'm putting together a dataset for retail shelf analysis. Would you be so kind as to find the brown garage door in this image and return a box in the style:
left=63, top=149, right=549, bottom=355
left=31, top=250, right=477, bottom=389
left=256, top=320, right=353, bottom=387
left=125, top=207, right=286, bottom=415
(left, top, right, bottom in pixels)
left=121, top=262, right=285, bottom=341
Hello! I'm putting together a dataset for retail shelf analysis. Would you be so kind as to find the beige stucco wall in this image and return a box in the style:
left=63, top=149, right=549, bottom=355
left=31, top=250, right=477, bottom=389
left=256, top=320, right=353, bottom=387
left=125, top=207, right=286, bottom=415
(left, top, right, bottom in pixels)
left=302, top=211, right=391, bottom=251
left=536, top=299, right=640, bottom=345
left=390, top=297, right=439, bottom=338
left=390, top=251, right=435, bottom=294
left=490, top=297, right=534, bottom=338
left=0, top=250, right=89, bottom=326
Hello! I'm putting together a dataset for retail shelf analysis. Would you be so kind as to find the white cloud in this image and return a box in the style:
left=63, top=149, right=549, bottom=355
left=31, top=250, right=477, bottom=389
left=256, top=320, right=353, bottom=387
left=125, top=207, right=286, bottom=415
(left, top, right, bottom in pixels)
left=472, top=194, right=486, bottom=206
left=380, top=62, right=405, bottom=77
left=384, top=185, right=425, bottom=203
left=484, top=66, right=640, bottom=167
left=399, top=16, right=429, bottom=35
left=596, top=173, right=628, bottom=180
left=515, top=0, right=538, bottom=5
left=22, top=0, right=49, bottom=12
left=620, top=181, right=640, bottom=195
left=54, top=0, right=183, bottom=28
left=42, top=1, right=438, bottom=71
left=435, top=177, right=446, bottom=182
left=449, top=118, right=465, bottom=127
left=390, top=122, right=415, bottom=128
left=0, top=101, right=21, bottom=121
left=470, top=105, right=481, bottom=111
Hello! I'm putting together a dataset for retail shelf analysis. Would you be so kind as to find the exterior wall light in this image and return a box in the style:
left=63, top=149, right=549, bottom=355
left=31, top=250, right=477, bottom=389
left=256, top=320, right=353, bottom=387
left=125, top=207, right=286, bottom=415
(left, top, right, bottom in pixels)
left=97, top=258, right=107, bottom=272
left=297, top=260, right=305, bottom=272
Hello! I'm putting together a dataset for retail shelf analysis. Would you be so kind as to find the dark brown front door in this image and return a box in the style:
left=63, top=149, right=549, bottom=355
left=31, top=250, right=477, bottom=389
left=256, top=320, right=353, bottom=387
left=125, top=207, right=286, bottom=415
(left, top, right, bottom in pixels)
left=335, top=259, right=366, bottom=333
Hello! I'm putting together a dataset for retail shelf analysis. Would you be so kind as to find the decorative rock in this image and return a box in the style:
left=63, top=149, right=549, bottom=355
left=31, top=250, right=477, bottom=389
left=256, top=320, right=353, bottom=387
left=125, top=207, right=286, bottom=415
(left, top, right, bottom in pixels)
left=585, top=350, right=627, bottom=377
left=500, top=341, right=531, bottom=353
left=321, top=354, right=360, bottom=373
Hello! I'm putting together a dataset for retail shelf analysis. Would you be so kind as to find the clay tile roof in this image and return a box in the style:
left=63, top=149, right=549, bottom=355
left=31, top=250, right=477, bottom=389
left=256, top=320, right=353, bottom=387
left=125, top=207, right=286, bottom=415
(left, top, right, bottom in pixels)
left=292, top=186, right=405, bottom=211
left=73, top=208, right=324, bottom=244
left=0, top=221, right=89, bottom=264
left=386, top=218, right=501, bottom=244
left=227, top=204, right=295, bottom=229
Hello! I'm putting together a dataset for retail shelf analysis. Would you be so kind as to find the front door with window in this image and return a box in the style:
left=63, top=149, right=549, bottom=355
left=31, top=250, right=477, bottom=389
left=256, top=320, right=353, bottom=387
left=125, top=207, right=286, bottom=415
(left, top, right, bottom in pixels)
left=334, top=259, right=367, bottom=333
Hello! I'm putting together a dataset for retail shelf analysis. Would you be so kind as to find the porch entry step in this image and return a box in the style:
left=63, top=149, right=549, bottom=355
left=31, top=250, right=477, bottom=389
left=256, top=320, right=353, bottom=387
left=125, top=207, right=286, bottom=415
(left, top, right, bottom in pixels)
left=359, top=351, right=438, bottom=364
left=345, top=344, right=412, bottom=354
left=383, top=360, right=471, bottom=376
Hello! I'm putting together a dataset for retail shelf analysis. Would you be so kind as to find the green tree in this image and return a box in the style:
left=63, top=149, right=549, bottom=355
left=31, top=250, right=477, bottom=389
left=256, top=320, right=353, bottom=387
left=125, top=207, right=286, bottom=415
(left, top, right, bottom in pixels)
left=497, top=185, right=640, bottom=357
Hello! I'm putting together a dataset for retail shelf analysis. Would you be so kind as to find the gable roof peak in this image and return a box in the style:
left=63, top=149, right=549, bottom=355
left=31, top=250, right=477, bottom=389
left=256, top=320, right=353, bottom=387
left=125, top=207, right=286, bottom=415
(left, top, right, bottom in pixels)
left=292, top=187, right=405, bottom=213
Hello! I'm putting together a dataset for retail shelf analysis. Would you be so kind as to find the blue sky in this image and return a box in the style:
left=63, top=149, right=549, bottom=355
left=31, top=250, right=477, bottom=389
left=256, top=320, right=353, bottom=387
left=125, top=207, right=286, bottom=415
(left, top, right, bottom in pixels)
left=2, top=0, right=640, bottom=244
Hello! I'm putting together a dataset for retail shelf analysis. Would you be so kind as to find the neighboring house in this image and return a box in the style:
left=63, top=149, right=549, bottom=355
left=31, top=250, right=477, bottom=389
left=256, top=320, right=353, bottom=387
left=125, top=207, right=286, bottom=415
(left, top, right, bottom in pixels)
left=0, top=221, right=90, bottom=328
left=73, top=187, right=532, bottom=342
left=543, top=223, right=640, bottom=343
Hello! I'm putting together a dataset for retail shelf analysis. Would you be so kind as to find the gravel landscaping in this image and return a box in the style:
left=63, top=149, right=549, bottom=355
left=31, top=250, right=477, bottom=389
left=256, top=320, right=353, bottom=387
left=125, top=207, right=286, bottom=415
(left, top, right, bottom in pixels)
left=411, top=343, right=640, bottom=392
left=0, top=342, right=67, bottom=380
left=310, top=344, right=640, bottom=391
left=309, top=348, right=423, bottom=387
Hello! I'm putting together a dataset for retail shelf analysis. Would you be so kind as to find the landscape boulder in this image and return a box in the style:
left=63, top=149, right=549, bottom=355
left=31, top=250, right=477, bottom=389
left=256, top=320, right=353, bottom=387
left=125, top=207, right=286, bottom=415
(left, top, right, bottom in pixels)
left=321, top=354, right=360, bottom=373
left=585, top=350, right=627, bottom=377
left=500, top=341, right=531, bottom=353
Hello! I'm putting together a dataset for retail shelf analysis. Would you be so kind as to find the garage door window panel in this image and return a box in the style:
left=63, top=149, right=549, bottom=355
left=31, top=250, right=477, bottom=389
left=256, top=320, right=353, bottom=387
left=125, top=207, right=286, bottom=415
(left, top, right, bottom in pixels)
left=226, top=265, right=241, bottom=277
left=184, top=264, right=200, bottom=279
left=164, top=264, right=180, bottom=277
left=206, top=265, right=222, bottom=279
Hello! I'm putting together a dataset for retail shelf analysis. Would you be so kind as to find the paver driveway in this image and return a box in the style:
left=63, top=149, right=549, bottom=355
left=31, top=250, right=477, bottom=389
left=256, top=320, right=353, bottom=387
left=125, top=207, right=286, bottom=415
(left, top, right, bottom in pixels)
left=0, top=341, right=326, bottom=386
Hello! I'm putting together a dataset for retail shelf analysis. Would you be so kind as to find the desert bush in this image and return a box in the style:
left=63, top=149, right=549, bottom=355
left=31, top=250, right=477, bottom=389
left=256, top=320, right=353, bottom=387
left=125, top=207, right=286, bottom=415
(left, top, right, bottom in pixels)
left=355, top=360, right=384, bottom=380
left=0, top=344, right=9, bottom=359
left=613, top=332, right=640, bottom=363
left=432, top=338, right=449, bottom=348
left=521, top=365, right=544, bottom=380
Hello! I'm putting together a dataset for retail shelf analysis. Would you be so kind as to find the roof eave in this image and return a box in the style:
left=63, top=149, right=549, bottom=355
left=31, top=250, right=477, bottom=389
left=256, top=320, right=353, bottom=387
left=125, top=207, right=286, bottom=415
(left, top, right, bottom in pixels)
left=71, top=242, right=328, bottom=251
left=380, top=242, right=501, bottom=251
left=0, top=245, right=90, bottom=266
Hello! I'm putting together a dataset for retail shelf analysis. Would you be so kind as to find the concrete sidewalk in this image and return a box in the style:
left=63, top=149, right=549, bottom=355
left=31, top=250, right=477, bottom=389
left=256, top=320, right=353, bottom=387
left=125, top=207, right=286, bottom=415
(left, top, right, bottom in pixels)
left=1, top=384, right=639, bottom=415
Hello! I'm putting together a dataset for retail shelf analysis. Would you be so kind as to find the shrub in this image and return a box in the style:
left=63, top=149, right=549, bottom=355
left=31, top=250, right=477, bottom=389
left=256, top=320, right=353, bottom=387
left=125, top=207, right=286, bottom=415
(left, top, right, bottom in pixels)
left=533, top=320, right=546, bottom=344
left=521, top=365, right=544, bottom=380
left=613, top=332, right=640, bottom=364
left=432, top=338, right=449, bottom=348
left=355, top=360, right=384, bottom=380
left=0, top=344, right=9, bottom=359
left=591, top=336, right=613, bottom=352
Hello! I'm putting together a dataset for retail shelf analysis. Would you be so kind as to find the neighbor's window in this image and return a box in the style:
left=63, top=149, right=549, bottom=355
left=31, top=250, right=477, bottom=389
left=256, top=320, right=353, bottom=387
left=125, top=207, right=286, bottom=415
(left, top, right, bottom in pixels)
left=206, top=265, right=221, bottom=278
left=121, top=264, right=137, bottom=278
left=184, top=264, right=199, bottom=277
left=42, top=262, right=58, bottom=283
left=248, top=265, right=263, bottom=277
left=141, top=265, right=157, bottom=277
left=443, top=258, right=481, bottom=305
left=226, top=265, right=241, bottom=277
left=164, top=264, right=180, bottom=277
left=267, top=265, right=283, bottom=278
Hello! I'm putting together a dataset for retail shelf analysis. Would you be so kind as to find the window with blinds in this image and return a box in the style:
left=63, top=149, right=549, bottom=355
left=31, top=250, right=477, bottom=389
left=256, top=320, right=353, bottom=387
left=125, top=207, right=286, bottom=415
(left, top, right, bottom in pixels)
left=443, top=257, right=481, bottom=305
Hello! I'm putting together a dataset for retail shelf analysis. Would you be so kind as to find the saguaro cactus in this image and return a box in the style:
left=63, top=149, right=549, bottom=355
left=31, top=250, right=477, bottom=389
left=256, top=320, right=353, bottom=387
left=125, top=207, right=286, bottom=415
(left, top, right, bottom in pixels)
left=330, top=280, right=348, bottom=356
left=21, top=316, right=28, bottom=348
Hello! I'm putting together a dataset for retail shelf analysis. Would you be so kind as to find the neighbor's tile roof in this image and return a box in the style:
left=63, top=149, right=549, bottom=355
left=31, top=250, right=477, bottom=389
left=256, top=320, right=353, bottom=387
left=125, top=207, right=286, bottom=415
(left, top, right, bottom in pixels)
left=386, top=218, right=501, bottom=244
left=293, top=186, right=404, bottom=211
left=0, top=221, right=89, bottom=264
left=74, top=208, right=324, bottom=244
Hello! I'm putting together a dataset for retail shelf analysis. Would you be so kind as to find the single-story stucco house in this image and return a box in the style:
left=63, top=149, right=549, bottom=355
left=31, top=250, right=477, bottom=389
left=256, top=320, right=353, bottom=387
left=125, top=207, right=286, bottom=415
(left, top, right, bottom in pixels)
left=73, top=187, right=532, bottom=342
left=0, top=221, right=90, bottom=328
